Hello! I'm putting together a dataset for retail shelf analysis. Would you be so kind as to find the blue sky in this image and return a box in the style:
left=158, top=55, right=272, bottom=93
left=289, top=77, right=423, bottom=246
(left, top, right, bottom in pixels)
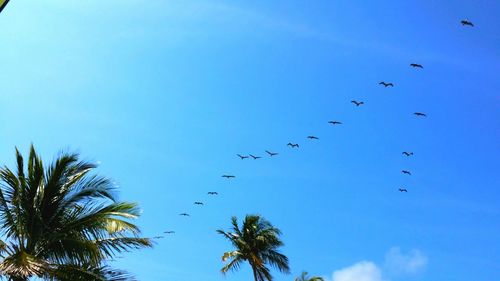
left=0, top=1, right=499, bottom=281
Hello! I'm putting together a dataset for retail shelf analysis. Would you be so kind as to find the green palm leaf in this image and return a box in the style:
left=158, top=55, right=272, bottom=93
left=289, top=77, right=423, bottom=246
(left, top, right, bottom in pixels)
left=218, top=215, right=290, bottom=281
left=0, top=145, right=152, bottom=280
left=0, top=0, right=10, bottom=14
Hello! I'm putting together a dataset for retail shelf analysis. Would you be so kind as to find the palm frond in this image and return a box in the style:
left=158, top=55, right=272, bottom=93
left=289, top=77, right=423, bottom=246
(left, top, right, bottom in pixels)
left=0, top=146, right=150, bottom=280
left=262, top=250, right=290, bottom=273
left=0, top=250, right=49, bottom=278
left=220, top=253, right=244, bottom=274
left=49, top=264, right=136, bottom=281
left=218, top=215, right=289, bottom=281
left=94, top=237, right=152, bottom=258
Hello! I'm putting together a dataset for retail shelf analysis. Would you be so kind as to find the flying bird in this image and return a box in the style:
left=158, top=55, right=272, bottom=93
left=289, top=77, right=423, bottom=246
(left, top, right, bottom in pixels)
left=402, top=170, right=412, bottom=175
left=250, top=154, right=261, bottom=160
left=237, top=154, right=249, bottom=160
left=414, top=112, right=427, bottom=117
left=410, top=63, right=424, bottom=68
left=194, top=202, right=204, bottom=206
left=328, top=121, right=342, bottom=125
left=222, top=175, right=235, bottom=179
left=164, top=231, right=175, bottom=234
left=379, top=81, right=394, bottom=87
left=402, top=152, right=414, bottom=157
left=153, top=236, right=165, bottom=239
left=399, top=188, right=408, bottom=192
left=287, top=143, right=299, bottom=148
left=266, top=150, right=278, bottom=156
left=207, top=191, right=218, bottom=195
left=351, top=100, right=364, bottom=106
left=307, top=136, right=319, bottom=140
left=179, top=213, right=190, bottom=217
left=461, top=19, right=474, bottom=27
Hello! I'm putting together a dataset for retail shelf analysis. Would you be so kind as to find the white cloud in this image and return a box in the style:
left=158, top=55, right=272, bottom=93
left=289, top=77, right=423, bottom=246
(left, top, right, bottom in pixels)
left=332, top=261, right=383, bottom=281
left=330, top=248, right=427, bottom=281
left=384, top=247, right=428, bottom=275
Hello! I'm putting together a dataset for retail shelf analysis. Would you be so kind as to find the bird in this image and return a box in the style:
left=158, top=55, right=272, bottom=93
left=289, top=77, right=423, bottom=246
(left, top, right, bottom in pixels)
left=461, top=19, right=474, bottom=27
left=307, top=136, right=319, bottom=140
left=402, top=152, right=414, bottom=157
left=250, top=154, right=261, bottom=160
left=414, top=112, right=427, bottom=117
left=266, top=150, right=278, bottom=156
left=399, top=188, right=408, bottom=192
left=153, top=236, right=165, bottom=239
left=402, top=170, right=412, bottom=175
left=194, top=201, right=204, bottom=206
left=207, top=191, right=218, bottom=195
left=351, top=100, right=364, bottom=106
left=287, top=143, right=299, bottom=148
left=164, top=231, right=175, bottom=234
left=179, top=213, right=190, bottom=216
left=379, top=81, right=394, bottom=87
left=222, top=175, right=235, bottom=179
left=410, top=63, right=424, bottom=69
left=328, top=121, right=342, bottom=125
left=237, top=154, right=249, bottom=160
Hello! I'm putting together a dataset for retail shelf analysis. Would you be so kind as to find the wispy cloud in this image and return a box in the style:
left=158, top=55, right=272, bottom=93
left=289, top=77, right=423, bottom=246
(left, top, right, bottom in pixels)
left=332, top=261, right=383, bottom=281
left=330, top=248, right=427, bottom=281
left=384, top=247, right=428, bottom=275
left=157, top=1, right=471, bottom=68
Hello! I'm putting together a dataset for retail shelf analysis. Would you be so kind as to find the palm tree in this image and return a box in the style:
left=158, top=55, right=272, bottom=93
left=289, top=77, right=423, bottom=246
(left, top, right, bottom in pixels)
left=217, top=215, right=290, bottom=281
left=295, top=271, right=324, bottom=281
left=0, top=145, right=152, bottom=280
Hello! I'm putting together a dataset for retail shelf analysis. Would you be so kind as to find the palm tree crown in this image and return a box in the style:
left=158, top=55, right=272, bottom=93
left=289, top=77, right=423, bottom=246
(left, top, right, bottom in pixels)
left=217, top=214, right=290, bottom=281
left=0, top=145, right=152, bottom=280
left=295, top=271, right=324, bottom=281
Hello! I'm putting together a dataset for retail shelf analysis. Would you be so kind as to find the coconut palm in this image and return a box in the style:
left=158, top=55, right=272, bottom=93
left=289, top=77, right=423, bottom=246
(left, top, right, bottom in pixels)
left=217, top=215, right=290, bottom=281
left=295, top=271, right=324, bottom=281
left=0, top=145, right=152, bottom=280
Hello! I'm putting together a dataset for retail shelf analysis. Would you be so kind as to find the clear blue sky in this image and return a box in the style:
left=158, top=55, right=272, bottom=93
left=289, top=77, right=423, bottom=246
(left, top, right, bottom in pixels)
left=0, top=1, right=499, bottom=281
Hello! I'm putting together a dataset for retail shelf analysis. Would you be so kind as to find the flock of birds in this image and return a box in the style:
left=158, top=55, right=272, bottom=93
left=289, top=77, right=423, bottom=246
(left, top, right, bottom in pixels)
left=150, top=19, right=475, bottom=239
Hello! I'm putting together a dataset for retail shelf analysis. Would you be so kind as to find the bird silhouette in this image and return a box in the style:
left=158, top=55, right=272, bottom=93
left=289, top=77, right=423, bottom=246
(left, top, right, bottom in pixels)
left=379, top=81, right=394, bottom=87
left=287, top=143, right=299, bottom=148
left=402, top=152, right=414, bottom=156
left=402, top=170, right=412, bottom=175
left=328, top=121, right=342, bottom=125
left=250, top=154, right=261, bottom=160
left=307, top=136, right=319, bottom=140
left=399, top=188, right=408, bottom=192
left=410, top=63, right=424, bottom=68
left=207, top=191, right=218, bottom=195
left=414, top=112, right=427, bottom=117
left=194, top=202, right=204, bottom=206
left=164, top=231, right=175, bottom=234
left=237, top=154, right=249, bottom=160
left=179, top=213, right=190, bottom=217
left=222, top=175, right=235, bottom=179
left=351, top=100, right=364, bottom=106
left=461, top=19, right=474, bottom=27
left=153, top=236, right=165, bottom=239
left=266, top=150, right=278, bottom=156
